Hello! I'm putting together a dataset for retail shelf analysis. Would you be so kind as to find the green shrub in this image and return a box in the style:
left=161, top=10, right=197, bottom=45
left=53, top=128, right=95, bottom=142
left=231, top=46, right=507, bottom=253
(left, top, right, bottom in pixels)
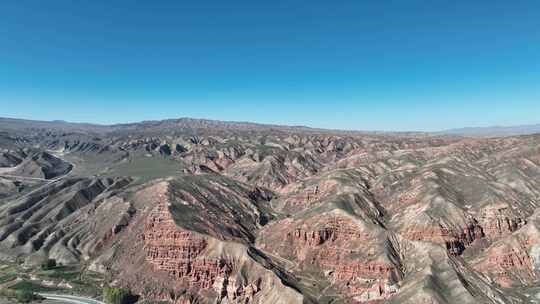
left=14, top=289, right=35, bottom=303
left=0, top=288, right=41, bottom=303
left=41, top=258, right=57, bottom=270
left=103, top=286, right=132, bottom=304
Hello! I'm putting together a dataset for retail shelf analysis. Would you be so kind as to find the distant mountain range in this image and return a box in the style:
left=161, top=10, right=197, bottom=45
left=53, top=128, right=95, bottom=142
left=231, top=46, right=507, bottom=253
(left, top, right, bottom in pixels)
left=438, top=124, right=540, bottom=137
left=1, top=117, right=539, bottom=138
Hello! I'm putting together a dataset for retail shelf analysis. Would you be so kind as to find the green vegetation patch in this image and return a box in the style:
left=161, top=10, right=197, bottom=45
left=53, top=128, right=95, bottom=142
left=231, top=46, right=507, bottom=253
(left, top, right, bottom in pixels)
left=103, top=286, right=134, bottom=304
left=104, top=155, right=184, bottom=183
left=0, top=273, right=17, bottom=284
left=9, top=280, right=61, bottom=292
left=0, top=288, right=43, bottom=303
left=38, top=268, right=79, bottom=280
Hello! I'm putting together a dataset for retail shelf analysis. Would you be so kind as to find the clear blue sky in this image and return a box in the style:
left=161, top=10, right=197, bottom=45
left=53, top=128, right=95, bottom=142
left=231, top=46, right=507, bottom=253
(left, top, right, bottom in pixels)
left=1, top=1, right=539, bottom=131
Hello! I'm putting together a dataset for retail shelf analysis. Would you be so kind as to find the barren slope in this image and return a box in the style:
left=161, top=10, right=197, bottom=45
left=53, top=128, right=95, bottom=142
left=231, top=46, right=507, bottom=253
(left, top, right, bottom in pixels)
left=1, top=117, right=540, bottom=303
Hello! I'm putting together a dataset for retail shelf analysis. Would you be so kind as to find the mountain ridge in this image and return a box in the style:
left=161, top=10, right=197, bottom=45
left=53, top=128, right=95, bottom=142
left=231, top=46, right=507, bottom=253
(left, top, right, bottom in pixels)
left=5, top=116, right=540, bottom=137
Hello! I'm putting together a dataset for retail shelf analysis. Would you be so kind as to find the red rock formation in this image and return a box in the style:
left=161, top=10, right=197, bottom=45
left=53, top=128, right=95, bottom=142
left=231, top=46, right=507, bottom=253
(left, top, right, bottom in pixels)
left=280, top=181, right=337, bottom=210
left=402, top=222, right=483, bottom=255
left=477, top=206, right=526, bottom=238
left=474, top=244, right=536, bottom=287
left=221, top=277, right=262, bottom=302
left=320, top=254, right=400, bottom=302
left=286, top=216, right=372, bottom=249
left=142, top=196, right=265, bottom=302
left=396, top=188, right=422, bottom=208
left=143, top=201, right=224, bottom=289
left=260, top=214, right=401, bottom=302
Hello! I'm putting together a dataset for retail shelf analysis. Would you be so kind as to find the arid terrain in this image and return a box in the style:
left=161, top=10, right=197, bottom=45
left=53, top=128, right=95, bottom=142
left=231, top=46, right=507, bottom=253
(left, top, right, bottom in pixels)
left=1, top=117, right=540, bottom=303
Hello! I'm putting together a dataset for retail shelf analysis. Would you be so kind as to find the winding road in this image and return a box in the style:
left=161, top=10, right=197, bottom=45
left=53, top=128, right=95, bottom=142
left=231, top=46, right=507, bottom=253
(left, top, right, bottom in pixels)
left=1, top=152, right=87, bottom=304
left=0, top=150, right=74, bottom=182
left=39, top=293, right=104, bottom=304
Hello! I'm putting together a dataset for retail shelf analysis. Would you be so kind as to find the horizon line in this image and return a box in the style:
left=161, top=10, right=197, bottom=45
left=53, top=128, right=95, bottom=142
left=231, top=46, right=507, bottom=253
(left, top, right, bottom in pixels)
left=1, top=115, right=540, bottom=135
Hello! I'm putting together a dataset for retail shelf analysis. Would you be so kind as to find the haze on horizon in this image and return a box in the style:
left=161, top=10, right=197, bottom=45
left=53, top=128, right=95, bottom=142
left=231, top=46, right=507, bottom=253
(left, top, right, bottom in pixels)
left=1, top=1, right=539, bottom=132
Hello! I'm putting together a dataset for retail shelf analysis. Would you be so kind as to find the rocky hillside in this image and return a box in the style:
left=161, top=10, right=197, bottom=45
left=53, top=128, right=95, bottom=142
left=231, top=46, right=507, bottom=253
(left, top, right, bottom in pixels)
left=1, top=117, right=540, bottom=303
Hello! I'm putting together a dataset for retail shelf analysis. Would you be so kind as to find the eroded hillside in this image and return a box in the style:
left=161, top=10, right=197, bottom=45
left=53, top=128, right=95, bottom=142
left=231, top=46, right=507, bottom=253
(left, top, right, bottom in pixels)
left=1, top=118, right=540, bottom=303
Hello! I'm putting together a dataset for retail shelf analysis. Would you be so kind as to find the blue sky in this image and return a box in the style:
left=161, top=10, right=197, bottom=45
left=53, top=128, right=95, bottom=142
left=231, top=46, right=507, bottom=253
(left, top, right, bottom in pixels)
left=1, top=1, right=539, bottom=131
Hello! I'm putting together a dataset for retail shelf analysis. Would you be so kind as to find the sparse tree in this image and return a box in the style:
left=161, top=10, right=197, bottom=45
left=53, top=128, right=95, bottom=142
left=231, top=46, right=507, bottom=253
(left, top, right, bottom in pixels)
left=40, top=258, right=56, bottom=270
left=103, top=286, right=132, bottom=304
left=14, top=289, right=35, bottom=303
